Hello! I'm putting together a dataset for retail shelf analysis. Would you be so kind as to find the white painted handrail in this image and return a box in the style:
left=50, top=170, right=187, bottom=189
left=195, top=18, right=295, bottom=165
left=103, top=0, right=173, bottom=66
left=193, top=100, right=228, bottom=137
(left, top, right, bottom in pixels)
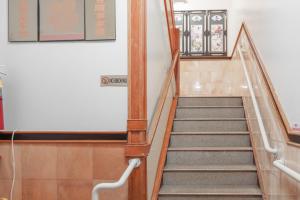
left=273, top=160, right=300, bottom=182
left=238, top=46, right=300, bottom=183
left=92, top=158, right=141, bottom=200
left=238, top=47, right=277, bottom=155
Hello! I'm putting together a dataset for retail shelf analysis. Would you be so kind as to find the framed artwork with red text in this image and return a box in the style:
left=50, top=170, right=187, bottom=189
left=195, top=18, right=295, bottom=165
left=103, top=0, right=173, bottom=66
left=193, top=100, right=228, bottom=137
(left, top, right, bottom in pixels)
left=85, top=0, right=116, bottom=40
left=39, top=0, right=85, bottom=41
left=8, top=0, right=116, bottom=42
left=8, top=0, right=38, bottom=42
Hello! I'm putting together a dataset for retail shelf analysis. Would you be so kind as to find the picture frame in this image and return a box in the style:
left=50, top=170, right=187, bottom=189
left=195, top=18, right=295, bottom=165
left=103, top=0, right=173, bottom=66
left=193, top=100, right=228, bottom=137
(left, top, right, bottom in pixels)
left=8, top=0, right=38, bottom=42
left=85, top=0, right=116, bottom=41
left=8, top=0, right=117, bottom=42
left=39, top=0, right=85, bottom=41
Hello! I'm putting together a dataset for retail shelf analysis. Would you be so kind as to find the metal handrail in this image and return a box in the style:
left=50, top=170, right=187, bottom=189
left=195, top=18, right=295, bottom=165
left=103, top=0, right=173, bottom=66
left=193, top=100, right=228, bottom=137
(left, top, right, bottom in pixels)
left=92, top=158, right=141, bottom=200
left=238, top=46, right=300, bottom=183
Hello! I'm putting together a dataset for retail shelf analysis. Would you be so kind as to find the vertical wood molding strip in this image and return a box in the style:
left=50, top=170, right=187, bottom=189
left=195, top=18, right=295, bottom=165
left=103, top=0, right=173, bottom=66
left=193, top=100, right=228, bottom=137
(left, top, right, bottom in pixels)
left=127, top=0, right=148, bottom=199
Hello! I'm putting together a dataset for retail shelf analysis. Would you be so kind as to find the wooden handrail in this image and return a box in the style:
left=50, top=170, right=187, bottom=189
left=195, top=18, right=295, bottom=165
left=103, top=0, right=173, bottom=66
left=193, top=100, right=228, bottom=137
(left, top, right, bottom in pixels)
left=232, top=23, right=300, bottom=146
left=164, top=0, right=177, bottom=55
left=148, top=50, right=179, bottom=145
left=151, top=98, right=178, bottom=200
left=147, top=0, right=180, bottom=145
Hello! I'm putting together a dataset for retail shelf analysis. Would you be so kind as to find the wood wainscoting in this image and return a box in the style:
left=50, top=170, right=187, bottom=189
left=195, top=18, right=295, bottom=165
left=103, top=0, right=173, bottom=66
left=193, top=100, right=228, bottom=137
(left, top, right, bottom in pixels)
left=0, top=141, right=129, bottom=200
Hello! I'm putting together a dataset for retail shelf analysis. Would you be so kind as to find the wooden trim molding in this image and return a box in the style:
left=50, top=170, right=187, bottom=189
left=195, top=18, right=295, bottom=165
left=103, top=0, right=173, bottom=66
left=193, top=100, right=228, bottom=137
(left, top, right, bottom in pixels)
left=164, top=0, right=177, bottom=55
left=230, top=24, right=244, bottom=58
left=0, top=131, right=127, bottom=135
left=151, top=97, right=178, bottom=200
left=125, top=144, right=150, bottom=157
left=128, top=120, right=148, bottom=131
left=174, top=29, right=181, bottom=96
left=232, top=23, right=300, bottom=145
left=0, top=131, right=128, bottom=143
left=181, top=55, right=232, bottom=60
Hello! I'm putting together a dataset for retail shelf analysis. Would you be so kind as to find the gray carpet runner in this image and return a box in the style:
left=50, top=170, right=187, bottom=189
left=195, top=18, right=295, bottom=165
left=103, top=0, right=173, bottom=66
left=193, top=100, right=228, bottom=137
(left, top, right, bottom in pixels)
left=158, top=97, right=263, bottom=200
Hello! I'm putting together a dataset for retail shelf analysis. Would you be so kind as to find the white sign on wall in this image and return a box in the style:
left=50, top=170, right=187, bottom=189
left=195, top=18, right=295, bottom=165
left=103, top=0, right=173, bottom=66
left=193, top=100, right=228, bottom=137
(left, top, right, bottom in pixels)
left=100, top=75, right=128, bottom=87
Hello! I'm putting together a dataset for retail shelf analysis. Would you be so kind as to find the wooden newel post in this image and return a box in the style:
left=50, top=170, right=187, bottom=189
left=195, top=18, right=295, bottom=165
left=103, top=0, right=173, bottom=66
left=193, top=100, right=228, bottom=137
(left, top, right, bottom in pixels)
left=126, top=0, right=149, bottom=199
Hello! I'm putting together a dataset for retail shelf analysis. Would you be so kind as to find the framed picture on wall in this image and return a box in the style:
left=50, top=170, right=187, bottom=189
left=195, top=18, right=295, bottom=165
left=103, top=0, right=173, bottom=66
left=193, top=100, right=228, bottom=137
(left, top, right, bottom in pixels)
left=39, top=0, right=85, bottom=41
left=8, top=0, right=38, bottom=42
left=85, top=0, right=116, bottom=40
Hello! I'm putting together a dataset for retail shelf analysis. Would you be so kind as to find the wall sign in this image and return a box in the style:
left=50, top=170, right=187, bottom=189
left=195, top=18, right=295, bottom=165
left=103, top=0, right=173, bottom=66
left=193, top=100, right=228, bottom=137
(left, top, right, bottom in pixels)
left=100, top=75, right=127, bottom=87
left=8, top=0, right=116, bottom=42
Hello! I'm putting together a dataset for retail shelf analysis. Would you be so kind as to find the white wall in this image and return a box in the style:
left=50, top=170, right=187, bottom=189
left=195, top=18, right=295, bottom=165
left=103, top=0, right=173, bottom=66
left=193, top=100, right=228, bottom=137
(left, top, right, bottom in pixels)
left=173, top=0, right=236, bottom=54
left=173, top=0, right=232, bottom=11
left=0, top=0, right=128, bottom=131
left=231, top=0, right=300, bottom=128
left=174, top=0, right=300, bottom=127
left=147, top=0, right=172, bottom=124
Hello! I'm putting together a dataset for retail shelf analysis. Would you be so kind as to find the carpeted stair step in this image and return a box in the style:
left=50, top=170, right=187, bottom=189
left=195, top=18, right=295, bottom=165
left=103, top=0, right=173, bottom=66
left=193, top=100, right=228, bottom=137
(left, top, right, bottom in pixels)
left=157, top=96, right=263, bottom=200
left=178, top=97, right=243, bottom=107
left=170, top=132, right=250, bottom=147
left=162, top=165, right=258, bottom=185
left=166, top=147, right=254, bottom=165
left=173, top=118, right=248, bottom=132
left=158, top=185, right=263, bottom=200
left=176, top=106, right=245, bottom=118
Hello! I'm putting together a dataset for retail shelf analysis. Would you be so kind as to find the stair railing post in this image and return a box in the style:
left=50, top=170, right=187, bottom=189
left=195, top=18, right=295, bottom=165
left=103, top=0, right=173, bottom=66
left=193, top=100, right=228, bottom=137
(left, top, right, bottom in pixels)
left=126, top=0, right=149, bottom=199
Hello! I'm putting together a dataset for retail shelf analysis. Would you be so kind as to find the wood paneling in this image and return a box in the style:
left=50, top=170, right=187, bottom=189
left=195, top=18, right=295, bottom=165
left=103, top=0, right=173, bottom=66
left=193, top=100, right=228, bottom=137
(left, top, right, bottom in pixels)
left=57, top=144, right=93, bottom=180
left=0, top=142, right=128, bottom=200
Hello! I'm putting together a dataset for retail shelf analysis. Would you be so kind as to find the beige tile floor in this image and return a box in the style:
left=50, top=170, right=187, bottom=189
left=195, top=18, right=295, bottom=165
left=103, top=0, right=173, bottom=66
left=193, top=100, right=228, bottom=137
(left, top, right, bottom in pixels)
left=180, top=59, right=248, bottom=97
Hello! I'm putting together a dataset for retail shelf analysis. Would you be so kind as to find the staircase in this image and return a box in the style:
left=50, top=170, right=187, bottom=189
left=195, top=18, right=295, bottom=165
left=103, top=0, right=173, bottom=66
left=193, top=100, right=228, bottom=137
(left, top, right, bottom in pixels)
left=158, top=97, right=263, bottom=200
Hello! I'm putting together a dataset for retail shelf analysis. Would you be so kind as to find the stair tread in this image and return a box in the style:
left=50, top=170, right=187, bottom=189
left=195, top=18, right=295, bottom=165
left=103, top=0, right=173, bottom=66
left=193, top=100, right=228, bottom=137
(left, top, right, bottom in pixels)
left=160, top=97, right=263, bottom=198
left=179, top=96, right=243, bottom=98
left=171, top=131, right=249, bottom=135
left=159, top=185, right=262, bottom=196
left=174, top=118, right=246, bottom=121
left=177, top=106, right=244, bottom=108
left=168, top=147, right=252, bottom=151
left=164, top=165, right=257, bottom=172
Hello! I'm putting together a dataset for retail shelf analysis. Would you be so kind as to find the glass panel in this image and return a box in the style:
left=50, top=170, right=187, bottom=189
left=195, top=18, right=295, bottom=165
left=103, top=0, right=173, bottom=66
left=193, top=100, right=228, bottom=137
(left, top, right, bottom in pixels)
left=175, top=13, right=185, bottom=53
left=189, top=12, right=205, bottom=54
